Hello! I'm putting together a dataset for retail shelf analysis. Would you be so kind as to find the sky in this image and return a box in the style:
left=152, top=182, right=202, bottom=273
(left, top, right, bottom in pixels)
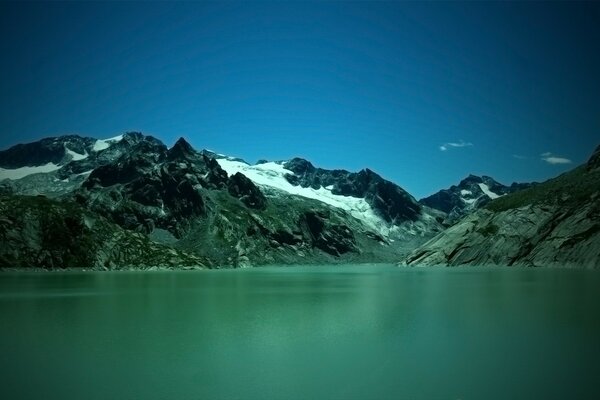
left=0, top=1, right=599, bottom=198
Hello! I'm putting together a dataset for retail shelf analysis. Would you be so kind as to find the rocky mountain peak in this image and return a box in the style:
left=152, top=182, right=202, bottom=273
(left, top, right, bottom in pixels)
left=420, top=174, right=534, bottom=221
left=458, top=174, right=483, bottom=187
left=0, top=135, right=96, bottom=169
left=284, top=157, right=315, bottom=174
left=167, top=137, right=197, bottom=161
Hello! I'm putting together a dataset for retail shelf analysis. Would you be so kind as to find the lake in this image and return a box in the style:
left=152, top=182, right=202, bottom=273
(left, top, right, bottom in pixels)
left=1, top=265, right=599, bottom=399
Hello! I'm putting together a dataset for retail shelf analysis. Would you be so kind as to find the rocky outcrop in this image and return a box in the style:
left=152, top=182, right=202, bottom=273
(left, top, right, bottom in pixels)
left=403, top=148, right=600, bottom=269
left=403, top=203, right=600, bottom=268
left=300, top=210, right=357, bottom=256
left=77, top=137, right=229, bottom=238
left=227, top=172, right=267, bottom=210
left=0, top=195, right=210, bottom=270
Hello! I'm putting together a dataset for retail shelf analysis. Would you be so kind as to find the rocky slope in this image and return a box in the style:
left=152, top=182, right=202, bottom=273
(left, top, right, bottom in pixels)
left=420, top=175, right=535, bottom=223
left=0, top=195, right=210, bottom=270
left=402, top=147, right=600, bottom=268
left=0, top=132, right=444, bottom=268
left=0, top=133, right=155, bottom=197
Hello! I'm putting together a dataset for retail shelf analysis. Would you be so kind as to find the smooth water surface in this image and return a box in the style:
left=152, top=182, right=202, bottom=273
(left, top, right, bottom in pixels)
left=1, top=265, right=599, bottom=399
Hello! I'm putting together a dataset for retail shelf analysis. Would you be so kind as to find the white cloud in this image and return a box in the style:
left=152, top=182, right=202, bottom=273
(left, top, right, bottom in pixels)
left=439, top=140, right=473, bottom=151
left=513, top=154, right=527, bottom=160
left=541, top=152, right=572, bottom=165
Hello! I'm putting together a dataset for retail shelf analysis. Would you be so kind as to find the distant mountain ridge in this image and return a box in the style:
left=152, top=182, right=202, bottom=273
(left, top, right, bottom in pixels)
left=2, top=132, right=597, bottom=270
left=420, top=174, right=535, bottom=222
left=0, top=132, right=444, bottom=269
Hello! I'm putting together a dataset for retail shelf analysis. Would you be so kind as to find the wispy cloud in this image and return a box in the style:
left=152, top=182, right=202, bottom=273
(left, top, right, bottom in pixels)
left=439, top=140, right=473, bottom=151
left=513, top=154, right=527, bottom=160
left=541, top=152, right=572, bottom=165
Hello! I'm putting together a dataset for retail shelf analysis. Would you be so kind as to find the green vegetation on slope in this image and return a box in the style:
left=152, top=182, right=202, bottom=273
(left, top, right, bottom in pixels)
left=486, top=166, right=600, bottom=213
left=0, top=194, right=211, bottom=270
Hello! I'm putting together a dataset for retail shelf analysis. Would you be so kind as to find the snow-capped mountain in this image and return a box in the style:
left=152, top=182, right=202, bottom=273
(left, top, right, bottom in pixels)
left=210, top=154, right=441, bottom=238
left=0, top=133, right=167, bottom=196
left=0, top=132, right=444, bottom=268
left=419, top=174, right=535, bottom=222
left=0, top=134, right=127, bottom=175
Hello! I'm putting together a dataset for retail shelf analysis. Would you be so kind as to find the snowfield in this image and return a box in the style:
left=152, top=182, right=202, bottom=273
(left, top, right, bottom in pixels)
left=478, top=183, right=501, bottom=199
left=0, top=163, right=62, bottom=180
left=216, top=158, right=396, bottom=234
left=65, top=146, right=88, bottom=161
left=92, top=135, right=124, bottom=152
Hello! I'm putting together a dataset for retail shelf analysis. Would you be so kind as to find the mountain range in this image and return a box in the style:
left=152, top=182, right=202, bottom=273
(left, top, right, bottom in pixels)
left=0, top=132, right=598, bottom=269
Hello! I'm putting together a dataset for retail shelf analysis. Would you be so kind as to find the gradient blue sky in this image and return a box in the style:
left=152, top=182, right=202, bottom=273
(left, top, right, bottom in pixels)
left=1, top=1, right=599, bottom=198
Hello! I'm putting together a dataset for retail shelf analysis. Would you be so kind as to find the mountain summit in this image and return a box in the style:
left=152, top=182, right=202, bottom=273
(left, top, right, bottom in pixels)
left=420, top=174, right=535, bottom=223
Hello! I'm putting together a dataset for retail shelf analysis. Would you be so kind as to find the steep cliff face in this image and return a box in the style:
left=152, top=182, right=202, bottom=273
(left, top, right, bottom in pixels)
left=402, top=150, right=600, bottom=269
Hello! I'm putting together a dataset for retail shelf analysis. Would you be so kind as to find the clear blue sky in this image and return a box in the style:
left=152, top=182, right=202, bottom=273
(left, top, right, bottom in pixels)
left=1, top=1, right=598, bottom=198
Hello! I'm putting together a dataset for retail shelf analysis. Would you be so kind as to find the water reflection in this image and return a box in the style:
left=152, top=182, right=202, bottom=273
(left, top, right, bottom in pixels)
left=1, top=266, right=599, bottom=399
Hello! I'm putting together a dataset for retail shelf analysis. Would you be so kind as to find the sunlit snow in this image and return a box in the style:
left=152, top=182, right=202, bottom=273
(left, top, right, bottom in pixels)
left=0, top=163, right=62, bottom=180
left=478, top=183, right=501, bottom=199
left=92, top=135, right=124, bottom=152
left=216, top=158, right=392, bottom=233
left=65, top=146, right=88, bottom=161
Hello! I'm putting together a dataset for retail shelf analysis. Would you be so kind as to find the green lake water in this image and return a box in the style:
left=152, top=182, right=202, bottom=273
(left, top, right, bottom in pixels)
left=1, top=265, right=599, bottom=399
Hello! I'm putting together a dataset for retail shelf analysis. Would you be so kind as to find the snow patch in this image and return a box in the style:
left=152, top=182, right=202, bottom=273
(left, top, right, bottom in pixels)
left=92, top=135, right=124, bottom=152
left=0, top=163, right=62, bottom=181
left=76, top=170, right=93, bottom=177
left=460, top=189, right=472, bottom=196
left=65, top=146, right=88, bottom=161
left=478, top=183, right=501, bottom=199
left=216, top=158, right=392, bottom=233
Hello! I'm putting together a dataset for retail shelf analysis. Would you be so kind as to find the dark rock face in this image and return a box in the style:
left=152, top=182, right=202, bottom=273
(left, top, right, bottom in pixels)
left=227, top=172, right=267, bottom=210
left=588, top=145, right=600, bottom=171
left=420, top=174, right=535, bottom=220
left=167, top=137, right=198, bottom=162
left=0, top=135, right=96, bottom=169
left=300, top=211, right=357, bottom=256
left=284, top=158, right=421, bottom=223
left=201, top=155, right=229, bottom=189
left=77, top=137, right=231, bottom=238
left=419, top=190, right=465, bottom=215
left=365, top=176, right=421, bottom=223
